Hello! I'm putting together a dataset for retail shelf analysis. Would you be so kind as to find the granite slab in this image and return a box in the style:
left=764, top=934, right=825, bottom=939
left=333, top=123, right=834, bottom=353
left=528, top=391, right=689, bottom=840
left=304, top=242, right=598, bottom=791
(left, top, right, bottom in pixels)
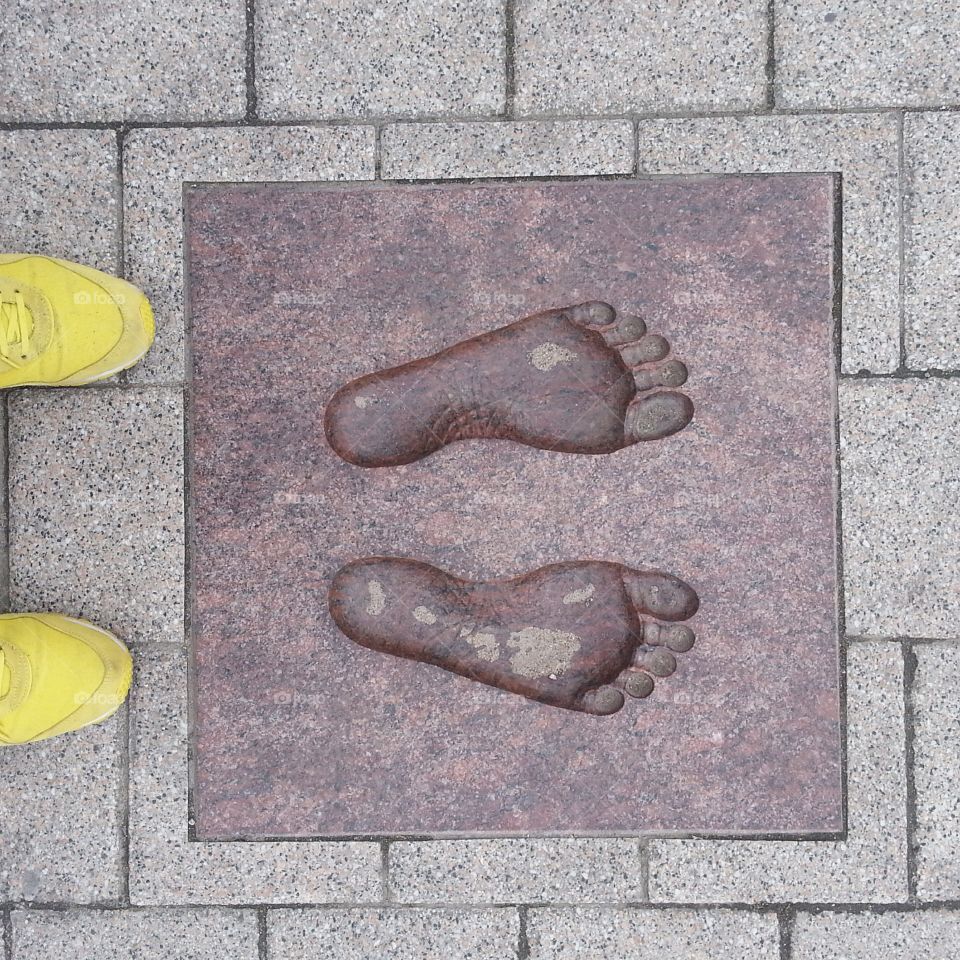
left=186, top=176, right=842, bottom=838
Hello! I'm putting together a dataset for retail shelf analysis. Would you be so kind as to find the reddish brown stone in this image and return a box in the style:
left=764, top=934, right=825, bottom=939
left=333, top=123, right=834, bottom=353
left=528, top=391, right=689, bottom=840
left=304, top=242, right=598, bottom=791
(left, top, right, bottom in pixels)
left=187, top=176, right=843, bottom=838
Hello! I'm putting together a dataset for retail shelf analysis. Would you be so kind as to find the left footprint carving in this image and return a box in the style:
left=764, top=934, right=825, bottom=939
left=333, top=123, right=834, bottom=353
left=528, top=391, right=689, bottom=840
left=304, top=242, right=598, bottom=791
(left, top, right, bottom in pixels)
left=324, top=301, right=693, bottom=467
left=328, top=557, right=699, bottom=716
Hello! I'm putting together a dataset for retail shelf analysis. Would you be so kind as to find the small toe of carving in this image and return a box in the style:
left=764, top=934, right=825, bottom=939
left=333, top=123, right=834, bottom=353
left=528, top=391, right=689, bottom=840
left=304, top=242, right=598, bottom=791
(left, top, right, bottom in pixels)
left=620, top=334, right=670, bottom=366
left=664, top=624, right=696, bottom=653
left=633, top=359, right=689, bottom=391
left=642, top=621, right=697, bottom=652
left=604, top=312, right=648, bottom=345
left=581, top=684, right=625, bottom=715
left=623, top=671, right=655, bottom=699
left=632, top=648, right=678, bottom=677
left=564, top=300, right=617, bottom=327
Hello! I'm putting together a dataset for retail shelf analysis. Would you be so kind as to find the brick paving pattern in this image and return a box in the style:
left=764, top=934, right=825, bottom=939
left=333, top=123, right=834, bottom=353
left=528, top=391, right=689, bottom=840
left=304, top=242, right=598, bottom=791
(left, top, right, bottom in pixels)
left=1, top=1, right=958, bottom=956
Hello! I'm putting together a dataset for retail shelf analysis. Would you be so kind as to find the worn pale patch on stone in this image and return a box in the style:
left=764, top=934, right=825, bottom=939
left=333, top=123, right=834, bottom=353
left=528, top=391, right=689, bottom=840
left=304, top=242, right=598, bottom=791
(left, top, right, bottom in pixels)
left=413, top=606, right=437, bottom=624
left=562, top=583, right=595, bottom=605
left=461, top=625, right=501, bottom=661
left=354, top=396, right=376, bottom=409
left=366, top=580, right=385, bottom=616
left=529, top=342, right=578, bottom=371
left=507, top=627, right=581, bottom=678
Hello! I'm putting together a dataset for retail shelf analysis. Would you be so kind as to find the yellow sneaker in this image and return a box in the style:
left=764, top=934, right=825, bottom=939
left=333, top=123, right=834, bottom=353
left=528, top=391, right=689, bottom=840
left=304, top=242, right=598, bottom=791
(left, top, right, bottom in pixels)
left=0, top=614, right=132, bottom=745
left=0, top=254, right=154, bottom=387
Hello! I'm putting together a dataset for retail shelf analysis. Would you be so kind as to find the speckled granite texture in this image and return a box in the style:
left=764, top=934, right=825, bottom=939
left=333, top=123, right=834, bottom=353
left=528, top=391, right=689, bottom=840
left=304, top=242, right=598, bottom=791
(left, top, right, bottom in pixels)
left=186, top=176, right=841, bottom=838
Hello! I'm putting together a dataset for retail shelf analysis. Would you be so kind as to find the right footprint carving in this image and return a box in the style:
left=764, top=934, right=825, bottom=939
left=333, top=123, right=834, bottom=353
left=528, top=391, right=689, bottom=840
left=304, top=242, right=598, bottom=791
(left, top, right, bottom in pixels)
left=329, top=557, right=698, bottom=716
left=325, top=301, right=693, bottom=467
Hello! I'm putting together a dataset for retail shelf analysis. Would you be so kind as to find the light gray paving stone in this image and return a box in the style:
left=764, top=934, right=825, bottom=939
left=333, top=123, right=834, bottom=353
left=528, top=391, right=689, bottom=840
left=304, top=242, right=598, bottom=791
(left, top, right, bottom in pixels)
left=0, top=713, right=123, bottom=903
left=10, top=907, right=258, bottom=959
left=381, top=120, right=634, bottom=179
left=123, top=126, right=376, bottom=383
left=841, top=380, right=960, bottom=638
left=904, top=112, right=960, bottom=369
left=514, top=0, right=768, bottom=115
left=0, top=0, right=245, bottom=121
left=0, top=130, right=118, bottom=272
left=390, top=838, right=643, bottom=904
left=269, top=908, right=519, bottom=960
left=255, top=0, right=505, bottom=119
left=792, top=909, right=960, bottom=959
left=527, top=908, right=780, bottom=960
left=8, top=388, right=183, bottom=646
left=636, top=113, right=899, bottom=374
left=129, top=644, right=382, bottom=904
left=775, top=0, right=960, bottom=109
left=914, top=644, right=960, bottom=900
left=648, top=642, right=908, bottom=903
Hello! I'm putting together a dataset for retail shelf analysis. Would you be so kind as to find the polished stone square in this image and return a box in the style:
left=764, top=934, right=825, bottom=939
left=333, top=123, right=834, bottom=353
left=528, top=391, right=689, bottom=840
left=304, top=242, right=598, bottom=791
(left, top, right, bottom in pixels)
left=186, top=176, right=842, bottom=838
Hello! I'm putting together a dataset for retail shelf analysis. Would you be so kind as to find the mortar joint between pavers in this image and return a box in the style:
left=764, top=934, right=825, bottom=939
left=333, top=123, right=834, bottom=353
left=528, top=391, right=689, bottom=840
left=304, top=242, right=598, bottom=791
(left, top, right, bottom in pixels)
left=257, top=906, right=267, bottom=960
left=379, top=841, right=393, bottom=903
left=896, top=110, right=908, bottom=371
left=840, top=368, right=960, bottom=381
left=639, top=839, right=652, bottom=901
left=114, top=124, right=127, bottom=281
left=117, top=699, right=132, bottom=906
left=12, top=900, right=960, bottom=916
left=777, top=904, right=796, bottom=960
left=765, top=0, right=777, bottom=110
left=516, top=904, right=530, bottom=960
left=2, top=906, right=12, bottom=960
left=374, top=124, right=383, bottom=179
left=244, top=0, right=258, bottom=123
left=10, top=101, right=960, bottom=137
left=503, top=0, right=516, bottom=119
left=902, top=639, right=921, bottom=903
left=848, top=635, right=960, bottom=645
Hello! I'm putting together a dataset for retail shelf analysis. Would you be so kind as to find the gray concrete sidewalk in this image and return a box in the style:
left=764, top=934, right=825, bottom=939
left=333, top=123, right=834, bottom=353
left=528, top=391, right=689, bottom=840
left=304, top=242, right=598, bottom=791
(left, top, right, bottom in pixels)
left=2, top=2, right=960, bottom=957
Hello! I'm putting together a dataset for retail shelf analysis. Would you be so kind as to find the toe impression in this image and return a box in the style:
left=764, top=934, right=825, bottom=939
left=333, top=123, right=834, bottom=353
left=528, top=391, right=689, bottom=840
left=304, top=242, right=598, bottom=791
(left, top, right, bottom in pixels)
left=620, top=335, right=670, bottom=365
left=563, top=301, right=617, bottom=327
left=623, top=569, right=700, bottom=621
left=580, top=685, right=626, bottom=716
left=633, top=359, right=688, bottom=392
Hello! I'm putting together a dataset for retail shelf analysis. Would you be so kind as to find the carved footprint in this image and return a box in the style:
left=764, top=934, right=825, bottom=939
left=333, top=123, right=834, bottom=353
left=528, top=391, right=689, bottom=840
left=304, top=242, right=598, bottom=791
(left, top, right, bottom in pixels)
left=328, top=558, right=699, bottom=716
left=324, top=301, right=693, bottom=467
